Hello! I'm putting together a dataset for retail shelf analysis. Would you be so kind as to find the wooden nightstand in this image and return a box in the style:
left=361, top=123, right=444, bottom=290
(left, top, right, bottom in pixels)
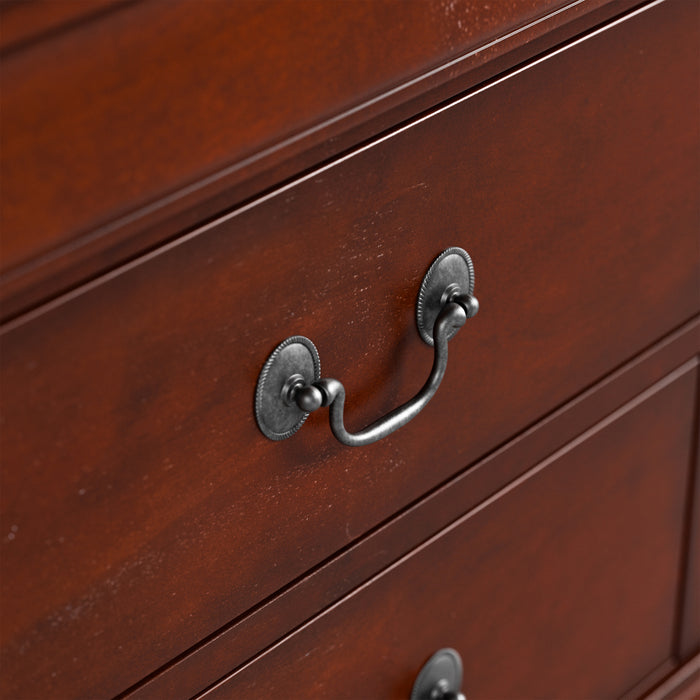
left=1, top=1, right=698, bottom=698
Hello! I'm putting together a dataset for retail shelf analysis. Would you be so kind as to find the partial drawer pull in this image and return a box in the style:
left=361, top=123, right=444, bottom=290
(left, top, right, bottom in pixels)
left=255, top=247, right=478, bottom=446
left=411, top=648, right=467, bottom=700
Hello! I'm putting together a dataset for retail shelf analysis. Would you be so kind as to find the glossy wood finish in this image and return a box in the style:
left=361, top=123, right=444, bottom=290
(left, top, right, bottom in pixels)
left=126, top=328, right=700, bottom=700
left=202, top=365, right=698, bottom=700
left=0, top=0, right=643, bottom=320
left=1, top=3, right=698, bottom=697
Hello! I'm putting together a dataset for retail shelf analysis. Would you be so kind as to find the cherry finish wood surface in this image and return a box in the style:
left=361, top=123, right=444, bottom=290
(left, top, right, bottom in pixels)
left=202, top=365, right=699, bottom=700
left=1, top=3, right=698, bottom=697
left=125, top=329, right=700, bottom=700
left=0, top=0, right=644, bottom=321
left=0, top=0, right=567, bottom=271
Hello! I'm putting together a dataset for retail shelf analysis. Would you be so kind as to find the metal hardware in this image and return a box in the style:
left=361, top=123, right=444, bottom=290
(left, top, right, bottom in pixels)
left=410, top=648, right=466, bottom=700
left=417, top=246, right=477, bottom=346
left=255, top=247, right=478, bottom=446
left=255, top=336, right=321, bottom=440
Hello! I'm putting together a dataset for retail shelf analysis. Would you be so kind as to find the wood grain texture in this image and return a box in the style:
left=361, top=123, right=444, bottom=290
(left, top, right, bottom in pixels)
left=1, top=2, right=698, bottom=697
left=0, top=0, right=643, bottom=320
left=0, top=0, right=566, bottom=270
left=202, top=365, right=699, bottom=700
left=125, top=328, right=700, bottom=700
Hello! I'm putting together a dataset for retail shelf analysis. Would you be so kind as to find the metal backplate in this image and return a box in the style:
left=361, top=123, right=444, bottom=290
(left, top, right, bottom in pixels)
left=255, top=336, right=321, bottom=440
left=417, top=247, right=475, bottom=346
left=410, top=648, right=464, bottom=700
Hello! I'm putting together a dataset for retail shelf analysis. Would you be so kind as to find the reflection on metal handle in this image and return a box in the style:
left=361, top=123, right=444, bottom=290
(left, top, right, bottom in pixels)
left=410, top=648, right=467, bottom=700
left=254, top=247, right=478, bottom=446
left=310, top=299, right=474, bottom=446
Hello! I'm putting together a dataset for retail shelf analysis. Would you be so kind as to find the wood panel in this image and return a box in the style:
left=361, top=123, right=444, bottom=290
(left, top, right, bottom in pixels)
left=201, top=365, right=698, bottom=700
left=0, top=0, right=644, bottom=320
left=0, top=0, right=566, bottom=271
left=1, top=2, right=698, bottom=697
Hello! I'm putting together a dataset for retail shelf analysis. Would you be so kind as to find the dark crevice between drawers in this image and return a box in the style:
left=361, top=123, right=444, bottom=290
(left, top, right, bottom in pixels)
left=0, top=0, right=652, bottom=330
left=115, top=313, right=700, bottom=700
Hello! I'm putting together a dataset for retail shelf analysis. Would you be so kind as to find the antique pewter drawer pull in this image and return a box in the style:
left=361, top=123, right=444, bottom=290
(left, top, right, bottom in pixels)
left=255, top=247, right=478, bottom=446
left=411, top=648, right=466, bottom=700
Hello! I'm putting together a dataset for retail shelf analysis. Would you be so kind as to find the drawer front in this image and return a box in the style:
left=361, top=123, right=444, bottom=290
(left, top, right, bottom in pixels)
left=204, top=364, right=698, bottom=700
left=1, top=1, right=698, bottom=697
left=0, top=0, right=570, bottom=289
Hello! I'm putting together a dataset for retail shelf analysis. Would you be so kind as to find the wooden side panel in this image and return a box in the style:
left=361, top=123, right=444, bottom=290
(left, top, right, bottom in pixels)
left=205, top=366, right=698, bottom=700
left=0, top=3, right=698, bottom=697
left=679, top=371, right=700, bottom=659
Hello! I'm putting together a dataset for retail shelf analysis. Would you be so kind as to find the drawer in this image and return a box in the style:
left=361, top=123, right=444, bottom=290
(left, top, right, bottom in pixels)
left=1, top=0, right=563, bottom=266
left=1, top=1, right=698, bottom=697
left=1, top=0, right=610, bottom=319
left=202, top=363, right=699, bottom=699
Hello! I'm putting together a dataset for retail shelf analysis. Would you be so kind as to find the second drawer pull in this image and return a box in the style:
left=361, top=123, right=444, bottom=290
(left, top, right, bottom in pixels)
left=255, top=247, right=478, bottom=446
left=411, top=648, right=467, bottom=700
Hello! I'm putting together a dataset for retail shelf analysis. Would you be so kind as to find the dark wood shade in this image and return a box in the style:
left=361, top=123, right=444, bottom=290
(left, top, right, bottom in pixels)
left=0, top=1, right=698, bottom=698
